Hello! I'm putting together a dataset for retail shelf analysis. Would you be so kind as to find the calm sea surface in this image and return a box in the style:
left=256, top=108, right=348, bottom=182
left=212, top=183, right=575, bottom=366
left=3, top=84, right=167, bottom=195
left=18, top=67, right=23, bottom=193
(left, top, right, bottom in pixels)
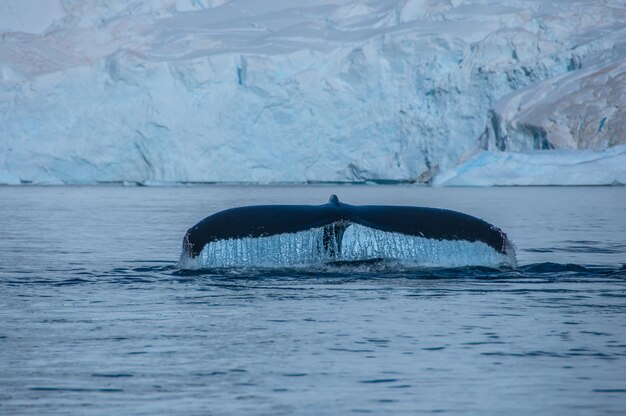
left=1, top=185, right=625, bottom=415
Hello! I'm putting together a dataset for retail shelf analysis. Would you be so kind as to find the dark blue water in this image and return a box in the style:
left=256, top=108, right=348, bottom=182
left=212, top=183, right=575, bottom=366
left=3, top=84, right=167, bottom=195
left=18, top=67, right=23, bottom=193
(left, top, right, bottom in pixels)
left=1, top=185, right=625, bottom=415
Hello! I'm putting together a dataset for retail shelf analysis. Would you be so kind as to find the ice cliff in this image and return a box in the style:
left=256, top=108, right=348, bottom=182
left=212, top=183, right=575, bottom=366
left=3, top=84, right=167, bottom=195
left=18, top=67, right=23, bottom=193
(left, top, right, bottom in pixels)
left=1, top=0, right=625, bottom=185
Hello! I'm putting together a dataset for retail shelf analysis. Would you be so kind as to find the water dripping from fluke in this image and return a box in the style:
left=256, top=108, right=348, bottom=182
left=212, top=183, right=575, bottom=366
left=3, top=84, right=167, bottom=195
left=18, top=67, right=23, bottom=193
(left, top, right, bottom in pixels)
left=178, top=195, right=516, bottom=270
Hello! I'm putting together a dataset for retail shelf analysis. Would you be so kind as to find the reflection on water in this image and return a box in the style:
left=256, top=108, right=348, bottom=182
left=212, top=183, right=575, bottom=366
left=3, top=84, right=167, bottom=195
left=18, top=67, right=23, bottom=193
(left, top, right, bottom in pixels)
left=0, top=185, right=625, bottom=414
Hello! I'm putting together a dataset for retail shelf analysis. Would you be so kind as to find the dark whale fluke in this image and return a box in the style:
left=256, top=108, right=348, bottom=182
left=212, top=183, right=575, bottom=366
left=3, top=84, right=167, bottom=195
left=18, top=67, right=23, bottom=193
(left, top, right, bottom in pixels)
left=181, top=195, right=514, bottom=266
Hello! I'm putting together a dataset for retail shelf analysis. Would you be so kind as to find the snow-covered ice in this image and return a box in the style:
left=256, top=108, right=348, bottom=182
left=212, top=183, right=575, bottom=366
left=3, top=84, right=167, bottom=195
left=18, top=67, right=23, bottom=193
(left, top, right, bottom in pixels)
left=1, top=0, right=625, bottom=185
left=433, top=145, right=626, bottom=187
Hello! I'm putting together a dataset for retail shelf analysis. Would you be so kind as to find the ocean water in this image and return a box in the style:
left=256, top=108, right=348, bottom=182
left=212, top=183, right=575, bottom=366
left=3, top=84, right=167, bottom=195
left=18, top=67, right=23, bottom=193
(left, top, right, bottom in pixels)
left=1, top=185, right=625, bottom=415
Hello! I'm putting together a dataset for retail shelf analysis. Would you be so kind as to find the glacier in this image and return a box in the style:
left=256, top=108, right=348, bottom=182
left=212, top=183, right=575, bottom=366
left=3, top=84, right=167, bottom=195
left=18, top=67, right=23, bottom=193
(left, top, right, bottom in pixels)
left=1, top=0, right=625, bottom=185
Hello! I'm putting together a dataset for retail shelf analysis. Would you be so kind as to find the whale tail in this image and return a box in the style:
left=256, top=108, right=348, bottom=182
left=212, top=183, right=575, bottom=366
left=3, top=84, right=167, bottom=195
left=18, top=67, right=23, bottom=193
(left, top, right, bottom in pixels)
left=180, top=195, right=516, bottom=268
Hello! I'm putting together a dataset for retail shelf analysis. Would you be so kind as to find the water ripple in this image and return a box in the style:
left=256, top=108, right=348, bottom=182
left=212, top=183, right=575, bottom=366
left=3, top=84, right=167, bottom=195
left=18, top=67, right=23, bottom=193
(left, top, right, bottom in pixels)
left=2, top=262, right=625, bottom=288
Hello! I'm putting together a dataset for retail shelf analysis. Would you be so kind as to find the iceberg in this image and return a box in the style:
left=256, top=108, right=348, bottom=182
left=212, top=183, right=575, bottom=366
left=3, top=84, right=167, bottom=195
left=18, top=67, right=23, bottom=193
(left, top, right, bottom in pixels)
left=433, top=145, right=626, bottom=187
left=1, top=0, right=624, bottom=185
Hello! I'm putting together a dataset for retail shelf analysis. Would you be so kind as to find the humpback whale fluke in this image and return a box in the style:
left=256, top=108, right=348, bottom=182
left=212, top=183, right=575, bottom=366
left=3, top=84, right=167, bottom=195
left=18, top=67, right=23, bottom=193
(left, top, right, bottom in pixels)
left=181, top=195, right=515, bottom=268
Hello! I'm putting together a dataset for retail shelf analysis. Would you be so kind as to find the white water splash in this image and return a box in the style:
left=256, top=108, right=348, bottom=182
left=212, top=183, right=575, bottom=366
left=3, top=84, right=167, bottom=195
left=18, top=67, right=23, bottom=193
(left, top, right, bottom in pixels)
left=178, top=224, right=516, bottom=269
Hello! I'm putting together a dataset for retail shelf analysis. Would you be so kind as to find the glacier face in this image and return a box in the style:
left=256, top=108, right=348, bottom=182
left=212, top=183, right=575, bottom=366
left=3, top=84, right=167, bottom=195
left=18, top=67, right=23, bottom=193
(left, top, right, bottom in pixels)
left=1, top=0, right=625, bottom=185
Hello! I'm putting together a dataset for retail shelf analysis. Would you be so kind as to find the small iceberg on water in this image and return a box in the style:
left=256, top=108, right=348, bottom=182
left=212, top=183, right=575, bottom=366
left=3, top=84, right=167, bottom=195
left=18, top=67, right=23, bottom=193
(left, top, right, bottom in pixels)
left=434, top=146, right=626, bottom=187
